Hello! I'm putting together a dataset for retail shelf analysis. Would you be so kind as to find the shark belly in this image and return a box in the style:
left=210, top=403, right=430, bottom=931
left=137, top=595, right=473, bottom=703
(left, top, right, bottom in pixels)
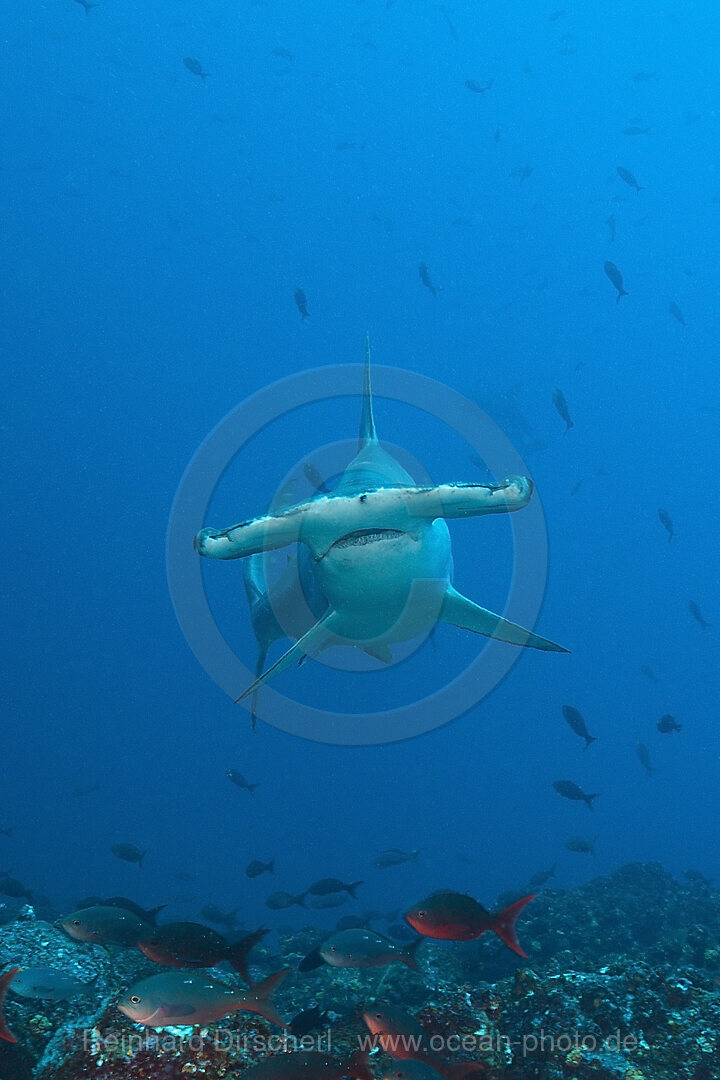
left=311, top=518, right=452, bottom=643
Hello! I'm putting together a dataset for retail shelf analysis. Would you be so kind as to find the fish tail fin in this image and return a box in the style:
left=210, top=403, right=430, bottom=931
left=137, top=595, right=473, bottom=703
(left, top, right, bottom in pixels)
left=347, top=880, right=364, bottom=899
left=401, top=937, right=424, bottom=970
left=147, top=904, right=168, bottom=923
left=241, top=968, right=291, bottom=1028
left=347, top=1050, right=374, bottom=1080
left=297, top=947, right=325, bottom=972
left=139, top=850, right=148, bottom=867
left=0, top=967, right=19, bottom=1043
left=583, top=736, right=598, bottom=750
left=585, top=793, right=600, bottom=810
left=249, top=783, right=260, bottom=794
left=489, top=894, right=536, bottom=957
left=295, top=892, right=308, bottom=907
left=228, top=926, right=268, bottom=983
left=358, top=334, right=378, bottom=448
left=616, top=289, right=629, bottom=303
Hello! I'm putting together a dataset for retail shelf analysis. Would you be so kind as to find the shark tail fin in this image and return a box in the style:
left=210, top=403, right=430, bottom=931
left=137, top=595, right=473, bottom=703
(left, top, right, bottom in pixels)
left=440, top=586, right=569, bottom=652
left=358, top=334, right=377, bottom=449
left=235, top=613, right=339, bottom=703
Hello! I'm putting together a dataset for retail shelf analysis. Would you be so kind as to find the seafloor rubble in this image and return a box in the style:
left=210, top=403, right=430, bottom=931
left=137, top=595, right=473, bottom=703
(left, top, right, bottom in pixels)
left=0, top=862, right=718, bottom=1080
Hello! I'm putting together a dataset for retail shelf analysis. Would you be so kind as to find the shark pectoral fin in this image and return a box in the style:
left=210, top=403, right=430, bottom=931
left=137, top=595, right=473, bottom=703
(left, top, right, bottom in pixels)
left=362, top=642, right=393, bottom=663
left=235, top=613, right=339, bottom=704
left=440, top=587, right=569, bottom=652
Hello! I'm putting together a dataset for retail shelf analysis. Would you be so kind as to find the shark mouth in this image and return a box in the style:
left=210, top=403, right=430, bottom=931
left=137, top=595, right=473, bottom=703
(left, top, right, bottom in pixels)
left=330, top=528, right=406, bottom=551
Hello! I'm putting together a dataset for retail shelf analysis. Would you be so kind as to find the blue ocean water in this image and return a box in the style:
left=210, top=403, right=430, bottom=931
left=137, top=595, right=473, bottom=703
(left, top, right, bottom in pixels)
left=3, top=0, right=719, bottom=937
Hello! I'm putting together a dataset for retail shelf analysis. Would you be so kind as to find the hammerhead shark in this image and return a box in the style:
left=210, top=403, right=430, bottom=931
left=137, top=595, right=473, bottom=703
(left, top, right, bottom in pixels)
left=194, top=343, right=567, bottom=721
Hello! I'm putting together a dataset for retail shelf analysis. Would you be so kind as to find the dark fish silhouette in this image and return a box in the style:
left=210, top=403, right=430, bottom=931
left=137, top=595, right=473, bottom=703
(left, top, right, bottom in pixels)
left=374, top=848, right=420, bottom=868
left=604, top=260, right=628, bottom=302
left=636, top=741, right=657, bottom=777
left=300, top=928, right=422, bottom=971
left=111, top=844, right=146, bottom=866
left=668, top=302, right=686, bottom=327
left=418, top=262, right=442, bottom=296
left=246, top=859, right=275, bottom=878
left=304, top=463, right=331, bottom=494
left=0, top=874, right=32, bottom=899
left=657, top=714, right=682, bottom=734
left=623, top=125, right=651, bottom=136
left=605, top=214, right=616, bottom=242
left=200, top=904, right=241, bottom=928
left=562, top=705, right=597, bottom=749
left=71, top=783, right=100, bottom=797
left=289, top=1006, right=330, bottom=1037
left=265, top=891, right=306, bottom=910
left=552, top=386, right=574, bottom=433
left=306, top=877, right=362, bottom=898
left=658, top=508, right=675, bottom=540
left=294, top=288, right=310, bottom=321
left=271, top=48, right=294, bottom=61
left=465, top=79, right=494, bottom=93
left=335, top=915, right=369, bottom=931
left=688, top=601, right=710, bottom=629
left=640, top=664, right=660, bottom=683
left=74, top=0, right=99, bottom=12
left=510, top=164, right=533, bottom=181
left=565, top=835, right=596, bottom=853
left=617, top=166, right=642, bottom=193
left=552, top=780, right=599, bottom=810
left=527, top=862, right=557, bottom=888
left=138, top=923, right=267, bottom=983
left=631, top=71, right=656, bottom=82
left=74, top=896, right=165, bottom=924
left=183, top=57, right=209, bottom=82
left=227, top=769, right=259, bottom=793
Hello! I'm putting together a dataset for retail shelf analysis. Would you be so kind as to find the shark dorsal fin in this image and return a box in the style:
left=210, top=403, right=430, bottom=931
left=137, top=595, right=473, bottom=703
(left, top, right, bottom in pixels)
left=358, top=334, right=377, bottom=449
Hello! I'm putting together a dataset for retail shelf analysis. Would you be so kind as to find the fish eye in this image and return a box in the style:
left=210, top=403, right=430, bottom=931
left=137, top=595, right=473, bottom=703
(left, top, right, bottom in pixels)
left=129, top=995, right=141, bottom=1004
left=72, top=920, right=81, bottom=926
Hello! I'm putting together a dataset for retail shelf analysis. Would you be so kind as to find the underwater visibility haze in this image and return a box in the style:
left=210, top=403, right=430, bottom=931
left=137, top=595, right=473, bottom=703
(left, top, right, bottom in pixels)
left=2, top=1, right=720, bottom=1077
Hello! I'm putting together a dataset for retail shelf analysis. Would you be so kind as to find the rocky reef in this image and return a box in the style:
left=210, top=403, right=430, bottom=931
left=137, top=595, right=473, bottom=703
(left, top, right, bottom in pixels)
left=1, top=862, right=718, bottom=1079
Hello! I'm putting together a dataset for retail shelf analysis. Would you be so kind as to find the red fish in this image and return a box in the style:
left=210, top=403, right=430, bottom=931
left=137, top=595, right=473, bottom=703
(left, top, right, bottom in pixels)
left=404, top=891, right=536, bottom=957
left=137, top=923, right=267, bottom=983
left=0, top=967, right=20, bottom=1043
left=362, top=1007, right=483, bottom=1080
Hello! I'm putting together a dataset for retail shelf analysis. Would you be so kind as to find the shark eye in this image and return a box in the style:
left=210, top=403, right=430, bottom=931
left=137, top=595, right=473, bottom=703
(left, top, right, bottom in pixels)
left=129, top=995, right=141, bottom=1004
